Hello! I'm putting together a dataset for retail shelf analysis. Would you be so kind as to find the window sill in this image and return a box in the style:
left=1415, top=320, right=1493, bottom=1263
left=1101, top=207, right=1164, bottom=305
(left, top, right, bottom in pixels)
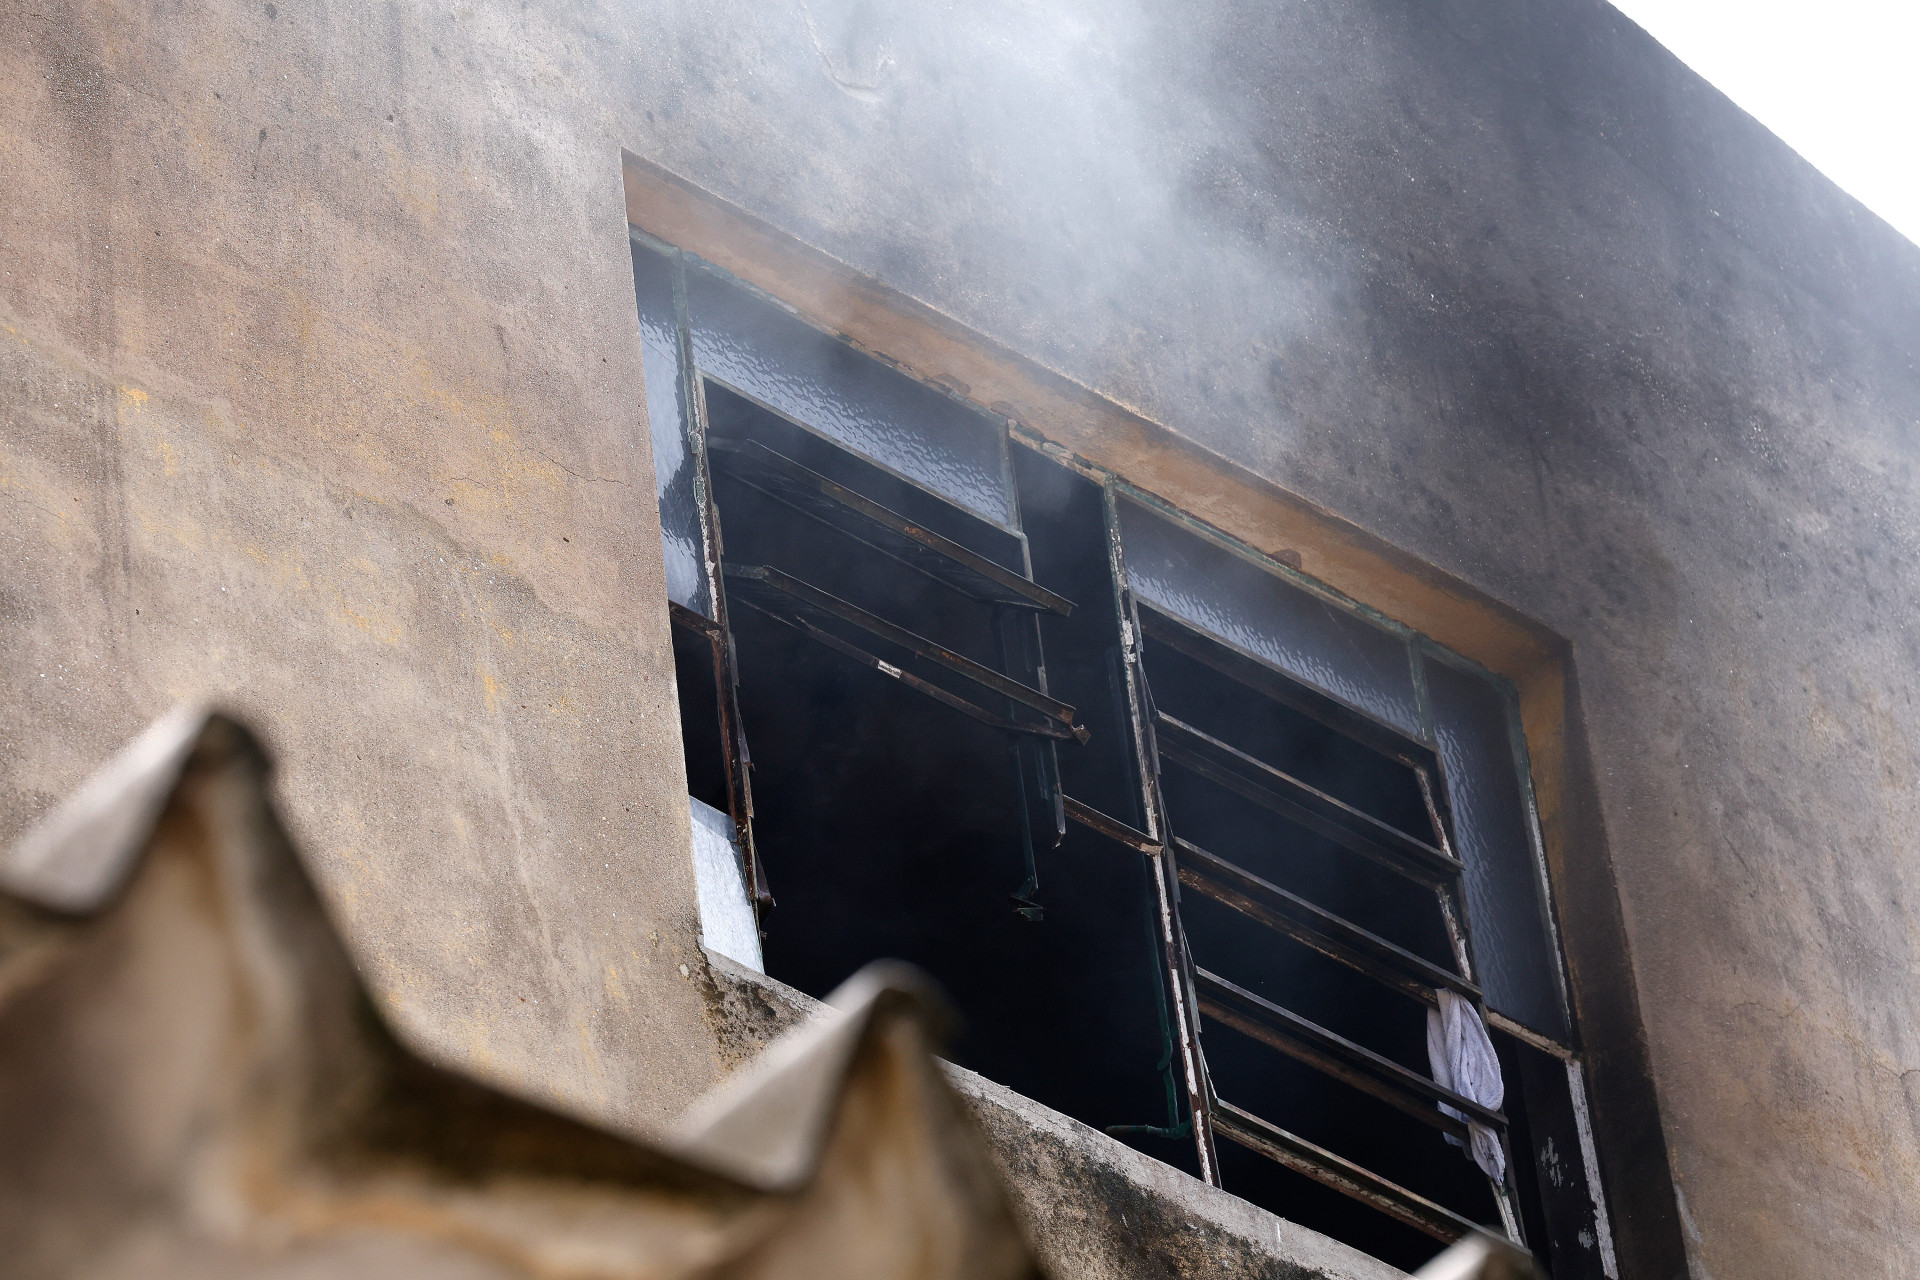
left=702, top=949, right=1408, bottom=1280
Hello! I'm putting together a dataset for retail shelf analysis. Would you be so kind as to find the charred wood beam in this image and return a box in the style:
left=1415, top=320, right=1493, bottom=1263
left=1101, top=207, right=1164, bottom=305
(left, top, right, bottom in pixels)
left=710, top=438, right=1074, bottom=615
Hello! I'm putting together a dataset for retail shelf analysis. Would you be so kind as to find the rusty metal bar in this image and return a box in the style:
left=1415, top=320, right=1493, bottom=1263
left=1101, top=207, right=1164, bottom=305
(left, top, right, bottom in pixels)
left=725, top=565, right=1088, bottom=741
left=1137, top=605, right=1433, bottom=770
left=1104, top=485, right=1218, bottom=1184
left=1173, top=838, right=1477, bottom=1007
left=1061, top=793, right=1162, bottom=853
left=730, top=593, right=1081, bottom=741
left=1194, top=967, right=1507, bottom=1131
left=667, top=599, right=725, bottom=639
left=1418, top=766, right=1479, bottom=982
left=674, top=285, right=767, bottom=912
left=1209, top=1100, right=1481, bottom=1244
left=999, top=604, right=1064, bottom=918
left=709, top=438, right=1074, bottom=616
left=1200, top=997, right=1471, bottom=1143
left=1153, top=845, right=1221, bottom=1183
left=1153, top=712, right=1463, bottom=888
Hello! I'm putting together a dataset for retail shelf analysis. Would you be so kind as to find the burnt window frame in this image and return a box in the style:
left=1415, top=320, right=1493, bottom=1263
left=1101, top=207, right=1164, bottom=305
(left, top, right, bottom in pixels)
left=629, top=223, right=1621, bottom=1277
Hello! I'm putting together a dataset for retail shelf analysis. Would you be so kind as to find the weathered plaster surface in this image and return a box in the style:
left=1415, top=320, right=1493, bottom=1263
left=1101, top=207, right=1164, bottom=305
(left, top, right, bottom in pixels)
left=0, top=0, right=718, bottom=1131
left=5, top=0, right=1917, bottom=1276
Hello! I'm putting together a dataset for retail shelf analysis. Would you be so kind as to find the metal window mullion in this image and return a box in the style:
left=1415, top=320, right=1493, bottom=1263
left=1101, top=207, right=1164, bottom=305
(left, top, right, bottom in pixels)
left=1000, top=604, right=1063, bottom=918
left=672, top=256, right=766, bottom=912
left=1105, top=484, right=1220, bottom=1184
left=1153, top=840, right=1221, bottom=1183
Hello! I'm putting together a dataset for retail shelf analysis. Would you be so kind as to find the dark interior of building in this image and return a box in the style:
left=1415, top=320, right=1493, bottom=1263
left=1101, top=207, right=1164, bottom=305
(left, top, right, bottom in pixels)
left=669, top=379, right=1556, bottom=1271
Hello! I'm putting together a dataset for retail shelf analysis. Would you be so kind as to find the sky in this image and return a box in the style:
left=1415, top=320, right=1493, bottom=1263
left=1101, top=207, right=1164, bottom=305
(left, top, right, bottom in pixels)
left=1607, top=0, right=1920, bottom=247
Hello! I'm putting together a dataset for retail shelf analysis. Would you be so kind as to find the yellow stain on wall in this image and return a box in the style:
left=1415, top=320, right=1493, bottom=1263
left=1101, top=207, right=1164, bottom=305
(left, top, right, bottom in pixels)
left=128, top=499, right=407, bottom=646
left=481, top=669, right=501, bottom=714
left=135, top=509, right=209, bottom=554
left=154, top=433, right=180, bottom=478
left=575, top=1019, right=608, bottom=1085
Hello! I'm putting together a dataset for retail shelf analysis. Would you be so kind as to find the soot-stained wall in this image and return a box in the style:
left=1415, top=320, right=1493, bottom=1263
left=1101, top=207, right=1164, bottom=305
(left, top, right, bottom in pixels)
left=616, top=1, right=1920, bottom=1277
left=4, top=1, right=1917, bottom=1277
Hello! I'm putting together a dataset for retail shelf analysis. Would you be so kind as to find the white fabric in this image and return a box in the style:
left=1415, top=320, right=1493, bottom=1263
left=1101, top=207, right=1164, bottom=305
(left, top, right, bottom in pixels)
left=1426, top=989, right=1506, bottom=1183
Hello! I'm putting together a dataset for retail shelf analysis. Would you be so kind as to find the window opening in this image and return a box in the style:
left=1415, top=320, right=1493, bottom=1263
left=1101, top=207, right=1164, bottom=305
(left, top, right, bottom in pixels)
left=630, top=228, right=1619, bottom=1277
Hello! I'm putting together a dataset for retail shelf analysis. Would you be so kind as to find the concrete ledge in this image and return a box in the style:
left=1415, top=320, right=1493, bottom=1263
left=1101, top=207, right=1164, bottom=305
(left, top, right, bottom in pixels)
left=704, top=951, right=1404, bottom=1280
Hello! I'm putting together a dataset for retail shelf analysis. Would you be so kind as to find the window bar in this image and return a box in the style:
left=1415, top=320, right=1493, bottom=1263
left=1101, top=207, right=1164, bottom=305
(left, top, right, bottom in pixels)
left=707, top=438, right=1074, bottom=615
left=1152, top=712, right=1463, bottom=887
left=1137, top=606, right=1431, bottom=770
left=1063, top=809, right=1531, bottom=1238
left=727, top=591, right=1072, bottom=739
left=1171, top=837, right=1479, bottom=1007
left=723, top=564, right=1089, bottom=741
left=1061, top=793, right=1162, bottom=853
left=1210, top=1100, right=1483, bottom=1243
left=1418, top=765, right=1478, bottom=982
left=1193, top=967, right=1506, bottom=1136
left=1134, top=607, right=1530, bottom=1248
left=999, top=604, right=1065, bottom=919
left=676, top=265, right=767, bottom=912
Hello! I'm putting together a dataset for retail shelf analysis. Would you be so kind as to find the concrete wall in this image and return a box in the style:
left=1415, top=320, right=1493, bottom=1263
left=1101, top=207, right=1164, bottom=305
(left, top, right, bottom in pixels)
left=5, top=1, right=1918, bottom=1278
left=0, top=0, right=719, bottom=1130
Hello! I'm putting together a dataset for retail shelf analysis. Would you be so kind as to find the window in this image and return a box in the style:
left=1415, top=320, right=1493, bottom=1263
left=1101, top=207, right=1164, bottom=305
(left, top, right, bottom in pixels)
left=630, top=228, right=1618, bottom=1277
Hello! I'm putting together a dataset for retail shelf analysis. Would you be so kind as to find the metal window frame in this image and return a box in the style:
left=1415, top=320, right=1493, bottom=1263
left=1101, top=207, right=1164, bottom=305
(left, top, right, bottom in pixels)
left=632, top=226, right=1619, bottom=1273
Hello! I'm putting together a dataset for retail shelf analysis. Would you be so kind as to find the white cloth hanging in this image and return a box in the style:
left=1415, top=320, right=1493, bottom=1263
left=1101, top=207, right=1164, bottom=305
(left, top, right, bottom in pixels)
left=1426, top=988, right=1506, bottom=1183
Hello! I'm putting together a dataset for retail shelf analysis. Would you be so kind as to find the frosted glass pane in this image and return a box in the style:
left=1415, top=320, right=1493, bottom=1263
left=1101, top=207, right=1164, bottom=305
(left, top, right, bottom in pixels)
left=689, top=796, right=762, bottom=972
left=1118, top=499, right=1421, bottom=739
left=630, top=242, right=710, bottom=616
left=685, top=265, right=1013, bottom=528
left=1425, top=655, right=1569, bottom=1040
